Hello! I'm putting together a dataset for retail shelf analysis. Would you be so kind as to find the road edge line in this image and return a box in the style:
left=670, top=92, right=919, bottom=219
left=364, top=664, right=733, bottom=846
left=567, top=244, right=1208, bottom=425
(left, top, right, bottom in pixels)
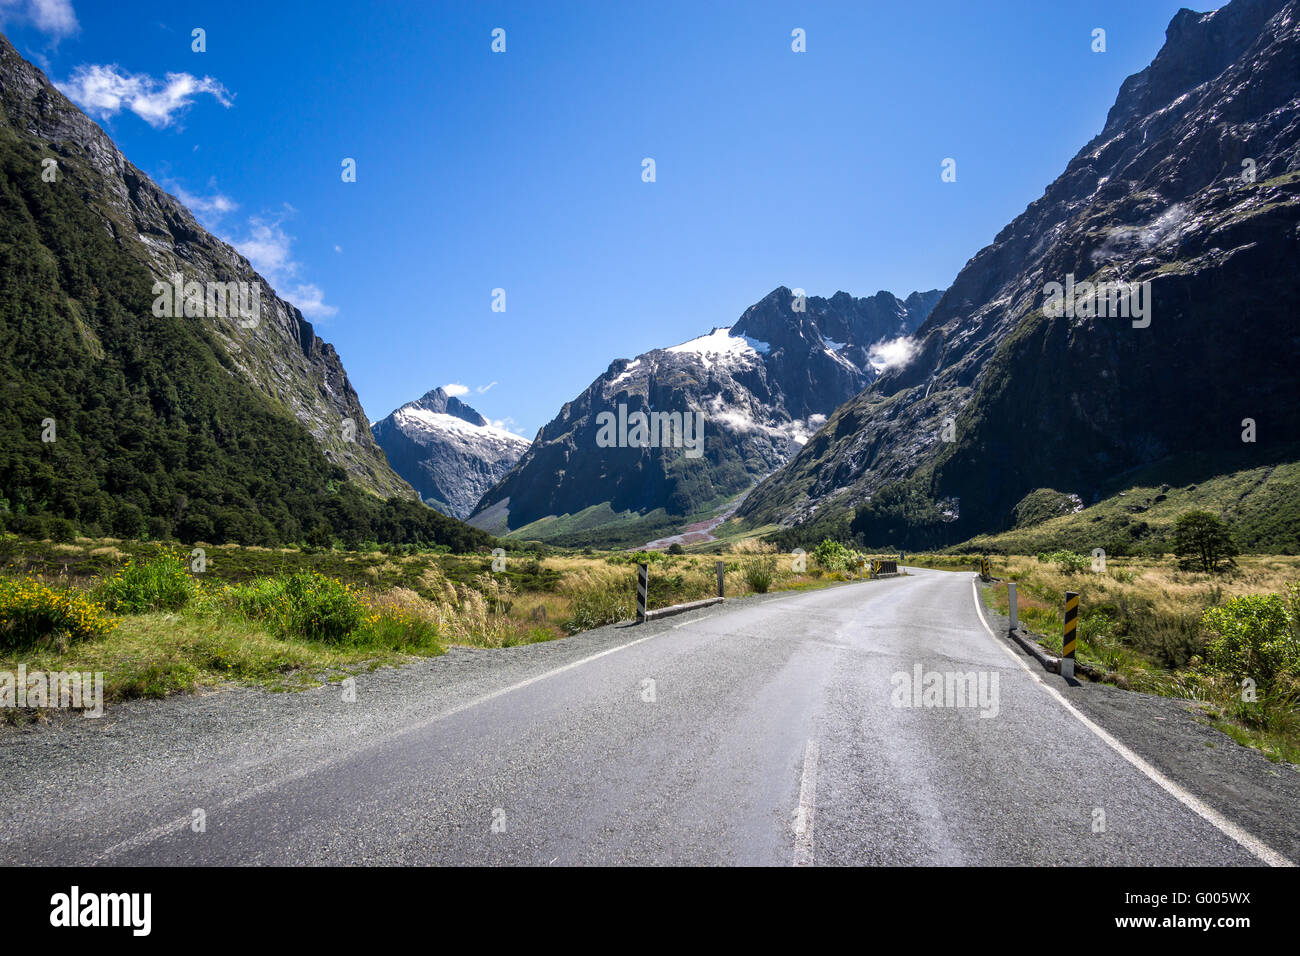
left=970, top=575, right=1294, bottom=868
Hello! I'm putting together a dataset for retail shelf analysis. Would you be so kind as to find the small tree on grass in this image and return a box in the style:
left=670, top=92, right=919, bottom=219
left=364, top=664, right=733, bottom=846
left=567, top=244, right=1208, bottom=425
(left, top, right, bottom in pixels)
left=1172, top=510, right=1238, bottom=573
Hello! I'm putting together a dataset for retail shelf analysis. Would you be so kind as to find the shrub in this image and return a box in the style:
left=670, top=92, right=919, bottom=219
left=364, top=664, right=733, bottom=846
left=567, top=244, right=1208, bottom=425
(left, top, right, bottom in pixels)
left=668, top=543, right=685, bottom=555
left=1042, top=550, right=1089, bottom=575
left=0, top=577, right=116, bottom=649
left=97, top=550, right=197, bottom=613
left=813, top=538, right=854, bottom=575
left=1200, top=592, right=1298, bottom=687
left=229, top=572, right=365, bottom=643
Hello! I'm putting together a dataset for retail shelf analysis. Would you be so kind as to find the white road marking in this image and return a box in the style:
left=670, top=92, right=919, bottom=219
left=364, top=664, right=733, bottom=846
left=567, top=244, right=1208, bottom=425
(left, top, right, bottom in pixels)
left=672, top=613, right=716, bottom=629
left=969, top=576, right=1295, bottom=867
left=96, top=630, right=667, bottom=862
left=792, top=738, right=819, bottom=867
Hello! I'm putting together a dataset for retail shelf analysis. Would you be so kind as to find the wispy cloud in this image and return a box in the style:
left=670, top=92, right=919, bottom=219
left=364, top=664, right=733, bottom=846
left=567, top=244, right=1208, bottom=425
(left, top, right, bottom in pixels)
left=57, top=63, right=232, bottom=128
left=476, top=381, right=498, bottom=394
left=229, top=208, right=337, bottom=320
left=166, top=180, right=237, bottom=226
left=491, top=417, right=526, bottom=436
left=442, top=383, right=470, bottom=397
left=0, top=0, right=79, bottom=38
left=285, top=283, right=334, bottom=320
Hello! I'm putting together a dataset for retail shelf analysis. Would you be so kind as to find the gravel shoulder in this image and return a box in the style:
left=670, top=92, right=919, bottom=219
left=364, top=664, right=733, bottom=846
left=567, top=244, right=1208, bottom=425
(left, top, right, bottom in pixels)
left=977, top=579, right=1300, bottom=865
left=0, top=585, right=826, bottom=863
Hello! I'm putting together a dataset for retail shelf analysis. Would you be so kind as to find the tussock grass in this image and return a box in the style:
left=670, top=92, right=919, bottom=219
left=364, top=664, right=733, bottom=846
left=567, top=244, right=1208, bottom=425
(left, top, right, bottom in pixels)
left=1, top=537, right=860, bottom=709
left=967, top=553, right=1300, bottom=764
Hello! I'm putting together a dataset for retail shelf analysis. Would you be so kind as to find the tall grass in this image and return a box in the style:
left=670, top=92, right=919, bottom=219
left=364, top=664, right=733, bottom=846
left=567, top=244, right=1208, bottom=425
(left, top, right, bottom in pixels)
left=96, top=549, right=196, bottom=613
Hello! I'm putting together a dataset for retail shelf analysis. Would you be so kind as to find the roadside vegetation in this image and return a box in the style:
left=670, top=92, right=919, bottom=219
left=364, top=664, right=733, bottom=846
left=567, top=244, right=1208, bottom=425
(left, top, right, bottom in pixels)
left=0, top=533, right=875, bottom=715
left=951, top=551, right=1300, bottom=765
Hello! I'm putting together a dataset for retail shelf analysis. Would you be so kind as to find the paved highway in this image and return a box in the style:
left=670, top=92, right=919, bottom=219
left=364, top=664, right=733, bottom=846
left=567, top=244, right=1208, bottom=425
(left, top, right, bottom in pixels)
left=2, top=568, right=1292, bottom=865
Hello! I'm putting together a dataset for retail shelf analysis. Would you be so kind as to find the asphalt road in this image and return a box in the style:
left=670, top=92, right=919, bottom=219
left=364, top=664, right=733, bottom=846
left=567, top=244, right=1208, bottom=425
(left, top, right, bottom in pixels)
left=2, top=568, right=1294, bottom=865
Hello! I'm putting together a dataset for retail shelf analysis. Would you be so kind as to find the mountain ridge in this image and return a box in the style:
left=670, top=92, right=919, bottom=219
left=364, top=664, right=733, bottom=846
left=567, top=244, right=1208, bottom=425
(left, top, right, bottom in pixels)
left=468, top=286, right=942, bottom=546
left=372, top=387, right=531, bottom=519
left=740, top=0, right=1300, bottom=551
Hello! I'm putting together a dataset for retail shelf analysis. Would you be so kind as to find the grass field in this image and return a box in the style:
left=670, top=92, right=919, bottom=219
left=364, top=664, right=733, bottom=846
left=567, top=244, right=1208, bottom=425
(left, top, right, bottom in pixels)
left=0, top=534, right=853, bottom=716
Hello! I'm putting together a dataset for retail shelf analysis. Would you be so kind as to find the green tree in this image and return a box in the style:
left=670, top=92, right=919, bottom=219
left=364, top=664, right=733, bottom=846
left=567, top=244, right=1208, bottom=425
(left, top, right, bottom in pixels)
left=1172, top=510, right=1238, bottom=573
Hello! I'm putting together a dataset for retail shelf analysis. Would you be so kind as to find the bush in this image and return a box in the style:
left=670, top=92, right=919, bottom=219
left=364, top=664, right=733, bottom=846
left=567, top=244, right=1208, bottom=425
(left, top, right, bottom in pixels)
left=667, top=543, right=685, bottom=555
left=0, top=577, right=116, bottom=649
left=1200, top=591, right=1299, bottom=687
left=1040, top=550, right=1089, bottom=575
left=97, top=550, right=197, bottom=613
left=229, top=572, right=365, bottom=643
left=813, top=539, right=855, bottom=575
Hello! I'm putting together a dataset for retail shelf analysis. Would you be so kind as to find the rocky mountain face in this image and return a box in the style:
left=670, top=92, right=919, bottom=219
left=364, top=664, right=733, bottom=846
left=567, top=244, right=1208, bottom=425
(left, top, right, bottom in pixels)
left=0, top=33, right=410, bottom=501
left=741, top=0, right=1300, bottom=549
left=0, top=34, right=502, bottom=549
left=468, top=287, right=941, bottom=544
left=372, top=388, right=531, bottom=519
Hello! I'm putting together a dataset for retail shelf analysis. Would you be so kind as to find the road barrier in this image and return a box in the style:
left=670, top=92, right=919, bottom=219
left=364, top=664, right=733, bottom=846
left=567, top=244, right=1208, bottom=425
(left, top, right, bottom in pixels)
left=636, top=563, right=649, bottom=623
left=1062, top=590, right=1079, bottom=679
left=871, top=559, right=899, bottom=577
left=634, top=562, right=724, bottom=624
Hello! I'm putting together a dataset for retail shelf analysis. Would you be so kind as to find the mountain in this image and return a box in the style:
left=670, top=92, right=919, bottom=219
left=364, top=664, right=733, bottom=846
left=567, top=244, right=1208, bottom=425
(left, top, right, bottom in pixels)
left=740, top=0, right=1300, bottom=553
left=468, top=288, right=942, bottom=547
left=0, top=33, right=489, bottom=550
left=372, top=388, right=531, bottom=519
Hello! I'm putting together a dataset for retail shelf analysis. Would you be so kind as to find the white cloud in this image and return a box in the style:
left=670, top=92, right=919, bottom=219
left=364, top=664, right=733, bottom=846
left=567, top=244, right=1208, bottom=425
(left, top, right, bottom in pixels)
left=333, top=245, right=342, bottom=253
left=166, top=181, right=237, bottom=225
left=442, top=383, right=470, bottom=397
left=57, top=63, right=232, bottom=128
left=0, top=0, right=78, bottom=37
left=476, top=381, right=498, bottom=394
left=489, top=416, right=526, bottom=435
left=867, top=336, right=919, bottom=372
left=285, top=283, right=337, bottom=320
left=234, top=216, right=294, bottom=278
left=228, top=209, right=337, bottom=320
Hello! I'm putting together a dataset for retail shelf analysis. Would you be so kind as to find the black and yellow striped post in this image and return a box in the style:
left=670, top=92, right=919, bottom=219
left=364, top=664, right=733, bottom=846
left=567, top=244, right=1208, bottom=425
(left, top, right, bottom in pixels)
left=1061, top=590, right=1079, bottom=679
left=979, top=556, right=990, bottom=581
left=636, top=563, right=649, bottom=623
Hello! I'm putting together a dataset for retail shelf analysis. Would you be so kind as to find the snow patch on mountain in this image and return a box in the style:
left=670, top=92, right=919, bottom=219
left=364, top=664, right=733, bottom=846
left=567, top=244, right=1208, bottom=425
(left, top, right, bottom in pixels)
left=372, top=387, right=532, bottom=519
left=665, top=327, right=767, bottom=368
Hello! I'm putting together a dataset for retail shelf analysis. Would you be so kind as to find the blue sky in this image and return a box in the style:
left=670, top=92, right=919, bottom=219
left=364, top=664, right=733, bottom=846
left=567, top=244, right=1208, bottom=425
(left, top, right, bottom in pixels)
left=2, top=0, right=1199, bottom=435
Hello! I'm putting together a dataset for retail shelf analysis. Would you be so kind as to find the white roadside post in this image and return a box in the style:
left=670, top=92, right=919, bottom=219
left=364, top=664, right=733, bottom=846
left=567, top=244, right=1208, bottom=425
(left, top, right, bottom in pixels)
left=1008, top=582, right=1018, bottom=633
